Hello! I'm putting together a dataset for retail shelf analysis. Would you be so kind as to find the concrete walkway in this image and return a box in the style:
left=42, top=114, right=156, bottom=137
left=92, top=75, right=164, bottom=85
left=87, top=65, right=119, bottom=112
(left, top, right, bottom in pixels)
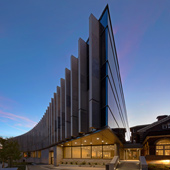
left=28, top=165, right=105, bottom=170
left=116, top=161, right=140, bottom=170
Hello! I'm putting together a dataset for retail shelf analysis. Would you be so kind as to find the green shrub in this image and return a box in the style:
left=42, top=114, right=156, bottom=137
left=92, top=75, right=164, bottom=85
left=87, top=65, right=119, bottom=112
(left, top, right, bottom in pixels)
left=81, top=161, right=86, bottom=165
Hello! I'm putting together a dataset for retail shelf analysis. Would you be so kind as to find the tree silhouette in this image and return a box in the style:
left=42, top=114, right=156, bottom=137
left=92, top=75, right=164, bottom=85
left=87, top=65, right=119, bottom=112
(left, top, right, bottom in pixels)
left=0, top=137, right=22, bottom=167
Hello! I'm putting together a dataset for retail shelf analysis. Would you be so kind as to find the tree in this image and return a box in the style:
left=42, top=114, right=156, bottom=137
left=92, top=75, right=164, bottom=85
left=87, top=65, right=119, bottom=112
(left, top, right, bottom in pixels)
left=0, top=137, right=22, bottom=167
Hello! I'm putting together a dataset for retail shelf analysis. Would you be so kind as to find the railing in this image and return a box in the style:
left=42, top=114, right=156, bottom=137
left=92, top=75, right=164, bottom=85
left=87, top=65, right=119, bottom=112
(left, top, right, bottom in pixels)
left=106, top=156, right=119, bottom=170
left=140, top=156, right=148, bottom=170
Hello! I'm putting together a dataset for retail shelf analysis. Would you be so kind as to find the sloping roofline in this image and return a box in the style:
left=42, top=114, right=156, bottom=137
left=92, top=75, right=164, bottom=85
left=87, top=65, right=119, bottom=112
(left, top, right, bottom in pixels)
left=138, top=115, right=170, bottom=133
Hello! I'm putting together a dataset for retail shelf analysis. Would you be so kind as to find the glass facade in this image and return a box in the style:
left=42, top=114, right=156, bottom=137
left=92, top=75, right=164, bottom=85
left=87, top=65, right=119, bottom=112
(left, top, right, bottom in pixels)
left=64, top=145, right=114, bottom=159
left=99, top=7, right=130, bottom=139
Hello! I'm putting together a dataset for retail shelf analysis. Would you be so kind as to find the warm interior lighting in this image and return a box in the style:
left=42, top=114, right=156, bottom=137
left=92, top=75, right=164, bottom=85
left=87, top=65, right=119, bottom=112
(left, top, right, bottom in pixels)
left=90, top=142, right=92, bottom=144
left=67, top=144, right=69, bottom=146
left=102, top=140, right=104, bottom=142
left=75, top=142, right=77, bottom=144
left=84, top=140, right=86, bottom=142
left=97, top=138, right=99, bottom=140
left=61, top=145, right=63, bottom=147
left=160, top=160, right=170, bottom=164
left=106, top=142, right=108, bottom=144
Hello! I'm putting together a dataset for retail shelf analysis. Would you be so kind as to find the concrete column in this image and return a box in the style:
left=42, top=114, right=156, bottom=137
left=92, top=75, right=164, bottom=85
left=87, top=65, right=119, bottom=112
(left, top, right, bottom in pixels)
left=60, top=78, right=65, bottom=141
left=114, top=143, right=120, bottom=156
left=56, top=146, right=63, bottom=166
left=71, top=55, right=79, bottom=137
left=89, top=14, right=100, bottom=129
left=78, top=38, right=89, bottom=133
left=54, top=146, right=57, bottom=166
left=65, top=68, right=71, bottom=139
left=57, top=86, right=61, bottom=142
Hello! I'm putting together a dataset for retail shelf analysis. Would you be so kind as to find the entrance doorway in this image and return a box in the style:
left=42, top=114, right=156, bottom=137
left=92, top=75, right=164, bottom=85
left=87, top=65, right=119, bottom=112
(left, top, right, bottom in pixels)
left=125, top=149, right=140, bottom=160
left=49, top=151, right=54, bottom=164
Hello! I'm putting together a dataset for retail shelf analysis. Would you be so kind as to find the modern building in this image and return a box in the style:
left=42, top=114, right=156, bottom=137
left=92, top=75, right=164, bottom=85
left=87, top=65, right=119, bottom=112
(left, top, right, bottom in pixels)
left=14, top=5, right=131, bottom=165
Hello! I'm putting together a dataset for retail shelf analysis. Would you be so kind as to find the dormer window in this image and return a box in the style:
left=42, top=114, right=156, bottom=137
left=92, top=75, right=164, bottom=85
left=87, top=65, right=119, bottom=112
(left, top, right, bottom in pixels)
left=168, top=123, right=170, bottom=129
left=162, top=124, right=167, bottom=129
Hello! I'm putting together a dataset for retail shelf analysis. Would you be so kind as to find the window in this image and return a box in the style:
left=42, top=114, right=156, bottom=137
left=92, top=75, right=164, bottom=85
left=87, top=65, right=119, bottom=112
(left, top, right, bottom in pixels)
left=103, top=145, right=114, bottom=159
left=92, top=146, right=102, bottom=158
left=82, top=146, right=91, bottom=158
left=64, top=147, right=71, bottom=158
left=162, top=124, right=167, bottom=129
left=72, top=147, right=81, bottom=158
left=156, top=139, right=170, bottom=155
left=37, top=151, right=41, bottom=158
left=168, top=123, right=170, bottom=129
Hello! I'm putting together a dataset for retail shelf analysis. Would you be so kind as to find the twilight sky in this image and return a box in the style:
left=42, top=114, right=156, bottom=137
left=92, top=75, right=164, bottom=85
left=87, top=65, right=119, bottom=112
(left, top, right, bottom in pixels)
left=0, top=0, right=170, bottom=138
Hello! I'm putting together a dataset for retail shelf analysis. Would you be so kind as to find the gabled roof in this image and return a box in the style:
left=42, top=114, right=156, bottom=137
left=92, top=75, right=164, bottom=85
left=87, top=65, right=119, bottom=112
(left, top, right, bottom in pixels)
left=137, top=115, right=170, bottom=133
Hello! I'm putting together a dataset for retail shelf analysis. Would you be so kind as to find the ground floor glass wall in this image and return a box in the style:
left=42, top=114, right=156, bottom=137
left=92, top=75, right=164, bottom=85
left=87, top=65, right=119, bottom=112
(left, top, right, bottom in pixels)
left=64, top=145, right=114, bottom=159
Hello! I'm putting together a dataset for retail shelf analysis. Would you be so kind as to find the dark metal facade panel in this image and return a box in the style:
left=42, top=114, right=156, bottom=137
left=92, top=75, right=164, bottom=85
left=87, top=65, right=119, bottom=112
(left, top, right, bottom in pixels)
left=60, top=78, right=65, bottom=141
left=65, top=68, right=71, bottom=139
left=89, top=14, right=101, bottom=129
left=71, top=55, right=79, bottom=137
left=78, top=38, right=89, bottom=133
left=57, top=86, right=61, bottom=142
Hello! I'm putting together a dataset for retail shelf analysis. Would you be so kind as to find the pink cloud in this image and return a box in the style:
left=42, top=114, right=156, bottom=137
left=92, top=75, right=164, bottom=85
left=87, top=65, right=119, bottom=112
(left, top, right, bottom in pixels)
left=115, top=3, right=166, bottom=82
left=0, top=110, right=37, bottom=128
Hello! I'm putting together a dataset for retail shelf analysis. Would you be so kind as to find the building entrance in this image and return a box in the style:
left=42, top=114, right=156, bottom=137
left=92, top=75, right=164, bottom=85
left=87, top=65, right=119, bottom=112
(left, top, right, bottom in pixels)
left=125, top=149, right=140, bottom=160
left=49, top=151, right=54, bottom=164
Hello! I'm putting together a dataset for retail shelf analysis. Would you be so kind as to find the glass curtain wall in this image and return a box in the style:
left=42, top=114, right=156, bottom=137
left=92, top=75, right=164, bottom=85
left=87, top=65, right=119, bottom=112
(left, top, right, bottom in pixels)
left=99, top=7, right=130, bottom=139
left=64, top=145, right=114, bottom=159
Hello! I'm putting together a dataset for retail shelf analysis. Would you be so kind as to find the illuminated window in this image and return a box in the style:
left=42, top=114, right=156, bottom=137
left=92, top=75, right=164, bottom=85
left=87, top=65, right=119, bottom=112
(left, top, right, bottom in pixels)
left=37, top=151, right=41, bottom=158
left=64, top=147, right=71, bottom=158
left=103, top=145, right=114, bottom=159
left=31, top=151, right=36, bottom=158
left=72, top=147, right=81, bottom=158
left=156, top=139, right=170, bottom=155
left=92, top=146, right=102, bottom=158
left=82, top=146, right=91, bottom=158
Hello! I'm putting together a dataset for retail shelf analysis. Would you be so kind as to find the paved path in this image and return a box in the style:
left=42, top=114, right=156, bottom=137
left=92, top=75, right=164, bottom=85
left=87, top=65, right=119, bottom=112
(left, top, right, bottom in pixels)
left=116, top=161, right=140, bottom=170
left=28, top=165, right=105, bottom=170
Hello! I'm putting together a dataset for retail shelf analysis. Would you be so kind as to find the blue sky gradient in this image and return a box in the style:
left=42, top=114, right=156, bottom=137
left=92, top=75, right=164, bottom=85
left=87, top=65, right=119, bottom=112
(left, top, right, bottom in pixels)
left=0, top=0, right=170, bottom=137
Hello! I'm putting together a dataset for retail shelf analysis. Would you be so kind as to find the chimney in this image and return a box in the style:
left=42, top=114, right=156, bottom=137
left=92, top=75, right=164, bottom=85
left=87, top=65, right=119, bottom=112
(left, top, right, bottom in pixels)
left=157, top=115, right=168, bottom=121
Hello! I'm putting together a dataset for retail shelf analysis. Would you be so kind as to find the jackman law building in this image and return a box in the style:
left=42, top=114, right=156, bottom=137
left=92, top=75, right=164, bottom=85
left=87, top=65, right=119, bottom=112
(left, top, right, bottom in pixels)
left=14, top=5, right=139, bottom=165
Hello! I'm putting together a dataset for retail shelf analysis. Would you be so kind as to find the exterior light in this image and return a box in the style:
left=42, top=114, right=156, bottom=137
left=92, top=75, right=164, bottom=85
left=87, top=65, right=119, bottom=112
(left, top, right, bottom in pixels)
left=81, top=144, right=83, bottom=145
left=67, top=144, right=69, bottom=146
left=102, top=140, right=104, bottom=143
left=75, top=142, right=77, bottom=144
left=61, top=145, right=63, bottom=147
left=97, top=138, right=99, bottom=140
left=84, top=140, right=86, bottom=142
left=90, top=142, right=92, bottom=144
left=106, top=142, right=108, bottom=144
